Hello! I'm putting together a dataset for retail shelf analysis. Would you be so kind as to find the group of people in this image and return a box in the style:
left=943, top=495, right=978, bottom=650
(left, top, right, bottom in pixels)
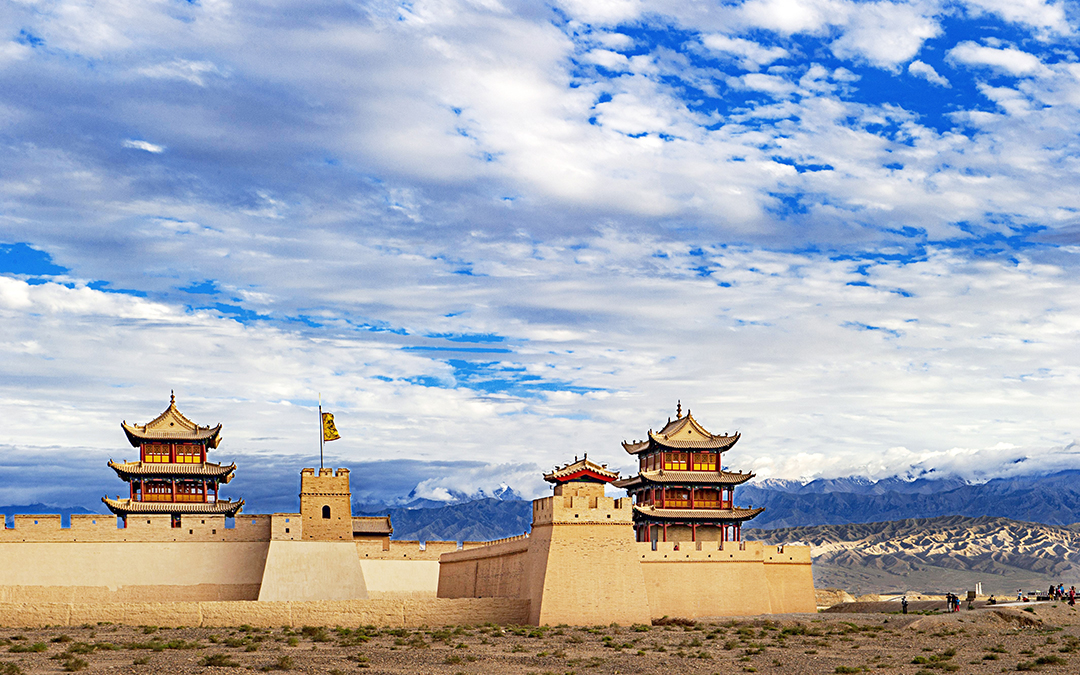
left=1013, top=584, right=1076, bottom=605
left=944, top=592, right=963, bottom=612
left=899, top=584, right=1079, bottom=615
left=1047, top=584, right=1076, bottom=605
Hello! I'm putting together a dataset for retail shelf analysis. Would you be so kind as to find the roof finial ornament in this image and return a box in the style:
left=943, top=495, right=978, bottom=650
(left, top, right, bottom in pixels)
left=676, top=400, right=682, bottom=419
left=170, top=390, right=175, bottom=405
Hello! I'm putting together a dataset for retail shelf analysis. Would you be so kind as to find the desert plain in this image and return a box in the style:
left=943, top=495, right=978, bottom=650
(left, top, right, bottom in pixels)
left=0, top=601, right=1077, bottom=674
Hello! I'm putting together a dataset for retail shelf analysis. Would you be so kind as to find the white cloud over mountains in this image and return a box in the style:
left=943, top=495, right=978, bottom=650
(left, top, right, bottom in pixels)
left=0, top=0, right=1079, bottom=505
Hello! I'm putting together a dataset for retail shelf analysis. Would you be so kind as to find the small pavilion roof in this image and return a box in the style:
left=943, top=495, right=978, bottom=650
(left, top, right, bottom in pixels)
left=102, top=497, right=244, bottom=516
left=543, top=457, right=620, bottom=484
left=612, top=469, right=754, bottom=489
left=108, top=460, right=236, bottom=482
left=622, top=404, right=739, bottom=454
left=353, top=516, right=393, bottom=536
left=121, top=393, right=222, bottom=448
left=632, top=504, right=764, bottom=523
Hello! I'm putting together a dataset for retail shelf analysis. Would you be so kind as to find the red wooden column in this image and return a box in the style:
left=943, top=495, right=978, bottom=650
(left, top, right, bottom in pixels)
left=171, top=479, right=176, bottom=502
left=129, top=481, right=134, bottom=499
left=689, top=486, right=695, bottom=509
left=662, top=523, right=668, bottom=542
left=691, top=523, right=697, bottom=541
left=201, top=480, right=206, bottom=503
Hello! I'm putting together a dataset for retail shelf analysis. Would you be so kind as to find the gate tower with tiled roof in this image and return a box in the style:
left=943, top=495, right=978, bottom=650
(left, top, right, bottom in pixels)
left=612, top=402, right=763, bottom=544
left=102, top=393, right=244, bottom=523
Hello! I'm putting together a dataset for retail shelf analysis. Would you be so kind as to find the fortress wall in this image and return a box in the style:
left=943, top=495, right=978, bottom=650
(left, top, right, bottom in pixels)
left=437, top=536, right=531, bottom=599
left=256, top=541, right=368, bottom=602
left=0, top=541, right=269, bottom=603
left=270, top=513, right=301, bottom=541
left=762, top=545, right=817, bottom=614
left=1, top=514, right=273, bottom=543
left=355, top=541, right=461, bottom=561
left=637, top=541, right=815, bottom=618
left=0, top=598, right=530, bottom=629
left=523, top=495, right=652, bottom=626
left=359, top=560, right=441, bottom=598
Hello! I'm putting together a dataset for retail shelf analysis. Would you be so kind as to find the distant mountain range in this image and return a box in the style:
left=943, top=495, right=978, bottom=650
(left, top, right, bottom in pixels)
left=355, top=498, right=531, bottom=542
left=746, top=515, right=1080, bottom=595
left=740, top=470, right=1080, bottom=529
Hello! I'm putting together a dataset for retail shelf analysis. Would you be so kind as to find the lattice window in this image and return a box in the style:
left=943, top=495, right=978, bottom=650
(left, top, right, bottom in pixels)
left=175, top=444, right=202, bottom=464
left=691, top=452, right=717, bottom=471
left=663, top=452, right=688, bottom=471
left=143, top=444, right=170, bottom=463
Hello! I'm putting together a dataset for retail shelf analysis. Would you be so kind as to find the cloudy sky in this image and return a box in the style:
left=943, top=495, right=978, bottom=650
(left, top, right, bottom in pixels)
left=2, top=0, right=1079, bottom=512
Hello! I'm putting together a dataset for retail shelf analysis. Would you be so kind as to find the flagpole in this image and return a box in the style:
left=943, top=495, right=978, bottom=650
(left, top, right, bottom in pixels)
left=319, top=393, right=324, bottom=470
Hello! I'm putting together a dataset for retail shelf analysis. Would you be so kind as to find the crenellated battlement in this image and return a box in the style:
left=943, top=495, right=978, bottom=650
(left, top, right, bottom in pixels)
left=531, top=493, right=633, bottom=526
left=1, top=513, right=273, bottom=542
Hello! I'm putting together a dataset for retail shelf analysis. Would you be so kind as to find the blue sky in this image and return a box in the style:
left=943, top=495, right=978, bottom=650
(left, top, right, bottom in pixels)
left=2, top=0, right=1080, bottom=511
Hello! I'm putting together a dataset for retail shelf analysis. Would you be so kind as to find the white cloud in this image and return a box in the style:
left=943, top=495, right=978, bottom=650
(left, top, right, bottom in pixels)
left=947, top=41, right=1048, bottom=77
left=701, top=34, right=789, bottom=70
left=3, top=237, right=1080, bottom=491
left=580, top=49, right=631, bottom=71
left=908, top=59, right=950, bottom=86
left=959, top=0, right=1070, bottom=35
left=553, top=0, right=643, bottom=24
left=830, top=2, right=941, bottom=68
left=737, top=0, right=846, bottom=34
left=121, top=139, right=164, bottom=153
left=4, top=0, right=1080, bottom=501
left=136, top=59, right=223, bottom=87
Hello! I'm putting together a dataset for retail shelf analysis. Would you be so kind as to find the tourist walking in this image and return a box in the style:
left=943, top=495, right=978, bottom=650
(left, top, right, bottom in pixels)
left=1070, top=586, right=1076, bottom=606
left=901, top=596, right=908, bottom=614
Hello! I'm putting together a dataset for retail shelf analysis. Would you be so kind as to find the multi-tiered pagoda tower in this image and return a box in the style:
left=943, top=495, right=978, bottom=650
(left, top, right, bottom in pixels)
left=613, top=403, right=762, bottom=544
left=103, top=394, right=243, bottom=523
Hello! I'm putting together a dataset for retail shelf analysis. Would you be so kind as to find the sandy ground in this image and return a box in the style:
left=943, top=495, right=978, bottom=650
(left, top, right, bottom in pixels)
left=2, top=603, right=1080, bottom=674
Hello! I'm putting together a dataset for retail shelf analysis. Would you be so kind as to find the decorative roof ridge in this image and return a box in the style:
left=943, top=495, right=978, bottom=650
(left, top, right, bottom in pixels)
left=544, top=456, right=620, bottom=483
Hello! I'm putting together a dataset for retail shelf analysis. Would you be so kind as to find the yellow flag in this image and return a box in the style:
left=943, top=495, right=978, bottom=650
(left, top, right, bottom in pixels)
left=322, top=412, right=341, bottom=442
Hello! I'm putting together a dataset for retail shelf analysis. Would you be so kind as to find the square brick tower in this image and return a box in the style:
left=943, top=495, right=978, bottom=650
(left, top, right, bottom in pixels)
left=299, top=468, right=353, bottom=541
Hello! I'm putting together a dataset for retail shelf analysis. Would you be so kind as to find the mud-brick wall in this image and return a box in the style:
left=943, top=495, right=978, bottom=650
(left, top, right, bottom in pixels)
left=638, top=540, right=815, bottom=618
left=437, top=536, right=530, bottom=599
left=762, top=545, right=817, bottom=613
left=0, top=542, right=269, bottom=603
left=0, top=598, right=531, bottom=628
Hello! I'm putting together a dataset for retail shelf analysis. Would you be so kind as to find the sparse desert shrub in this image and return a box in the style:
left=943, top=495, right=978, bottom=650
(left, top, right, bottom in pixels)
left=1016, top=661, right=1039, bottom=671
left=652, top=616, right=696, bottom=627
left=835, top=667, right=861, bottom=673
left=201, top=653, right=240, bottom=667
left=259, top=655, right=295, bottom=671
left=300, top=627, right=330, bottom=643
left=0, top=663, right=22, bottom=675
left=9, top=642, right=46, bottom=654
left=133, top=656, right=150, bottom=665
left=1035, top=655, right=1066, bottom=666
left=62, top=657, right=89, bottom=672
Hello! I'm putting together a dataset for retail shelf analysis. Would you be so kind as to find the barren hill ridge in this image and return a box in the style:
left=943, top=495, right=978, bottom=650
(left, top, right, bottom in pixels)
left=747, top=515, right=1080, bottom=595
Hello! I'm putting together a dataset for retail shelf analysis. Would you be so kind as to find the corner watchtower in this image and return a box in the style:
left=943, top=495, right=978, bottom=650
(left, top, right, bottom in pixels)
left=299, top=468, right=353, bottom=541
left=521, top=457, right=650, bottom=625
